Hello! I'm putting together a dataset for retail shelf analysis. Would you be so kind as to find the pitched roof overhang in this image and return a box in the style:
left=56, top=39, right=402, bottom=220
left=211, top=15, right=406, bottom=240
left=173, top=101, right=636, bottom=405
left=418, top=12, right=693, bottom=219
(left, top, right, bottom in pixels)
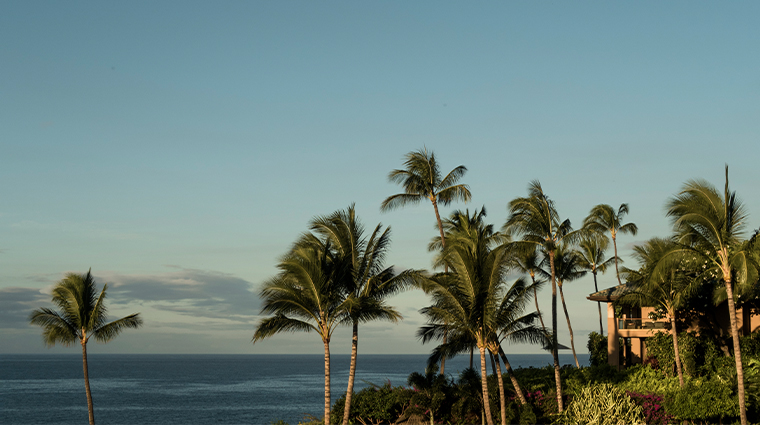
left=587, top=283, right=636, bottom=302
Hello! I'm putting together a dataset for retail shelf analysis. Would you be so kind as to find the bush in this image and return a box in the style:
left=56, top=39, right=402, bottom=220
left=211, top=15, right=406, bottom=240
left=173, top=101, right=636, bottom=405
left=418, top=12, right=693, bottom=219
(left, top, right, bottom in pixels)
left=554, top=383, right=645, bottom=425
left=626, top=391, right=673, bottom=425
left=587, top=331, right=608, bottom=367
left=666, top=378, right=739, bottom=423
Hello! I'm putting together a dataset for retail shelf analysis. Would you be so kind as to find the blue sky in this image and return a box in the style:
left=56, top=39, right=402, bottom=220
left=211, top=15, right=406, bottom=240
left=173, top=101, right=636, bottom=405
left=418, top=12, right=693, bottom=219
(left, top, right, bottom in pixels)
left=2, top=1, right=759, bottom=355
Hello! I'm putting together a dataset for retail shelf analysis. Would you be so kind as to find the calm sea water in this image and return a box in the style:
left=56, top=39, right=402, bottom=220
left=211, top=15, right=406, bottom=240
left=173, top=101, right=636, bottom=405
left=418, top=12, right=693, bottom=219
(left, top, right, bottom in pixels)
left=0, top=353, right=586, bottom=425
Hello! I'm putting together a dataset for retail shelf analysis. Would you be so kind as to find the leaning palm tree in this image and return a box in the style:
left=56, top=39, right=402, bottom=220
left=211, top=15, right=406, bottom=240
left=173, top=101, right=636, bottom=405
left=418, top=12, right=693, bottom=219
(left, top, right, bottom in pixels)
left=663, top=166, right=760, bottom=425
left=308, top=205, right=416, bottom=425
left=574, top=234, right=617, bottom=335
left=619, top=237, right=701, bottom=387
left=583, top=203, right=638, bottom=287
left=503, top=181, right=579, bottom=412
left=29, top=270, right=142, bottom=425
left=510, top=248, right=548, bottom=334
left=381, top=148, right=471, bottom=374
left=539, top=245, right=587, bottom=368
left=253, top=237, right=350, bottom=424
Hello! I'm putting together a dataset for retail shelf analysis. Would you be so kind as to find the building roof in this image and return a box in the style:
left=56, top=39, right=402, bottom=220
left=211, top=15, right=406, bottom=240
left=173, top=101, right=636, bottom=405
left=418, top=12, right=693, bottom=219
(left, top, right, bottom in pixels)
left=587, top=283, right=636, bottom=302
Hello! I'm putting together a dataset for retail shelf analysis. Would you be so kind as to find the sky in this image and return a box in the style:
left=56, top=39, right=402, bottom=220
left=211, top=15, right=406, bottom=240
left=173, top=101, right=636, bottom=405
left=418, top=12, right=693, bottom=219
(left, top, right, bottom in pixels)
left=2, top=1, right=759, bottom=356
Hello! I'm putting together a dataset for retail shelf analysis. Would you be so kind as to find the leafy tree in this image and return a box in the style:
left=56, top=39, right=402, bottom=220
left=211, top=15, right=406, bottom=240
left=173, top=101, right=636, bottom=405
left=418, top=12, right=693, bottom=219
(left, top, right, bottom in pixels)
left=503, top=181, right=580, bottom=412
left=308, top=205, right=416, bottom=425
left=663, top=166, right=760, bottom=424
left=575, top=233, right=616, bottom=335
left=253, top=236, right=351, bottom=424
left=510, top=248, right=548, bottom=335
left=29, top=270, right=142, bottom=425
left=381, top=148, right=471, bottom=374
left=583, top=203, right=638, bottom=287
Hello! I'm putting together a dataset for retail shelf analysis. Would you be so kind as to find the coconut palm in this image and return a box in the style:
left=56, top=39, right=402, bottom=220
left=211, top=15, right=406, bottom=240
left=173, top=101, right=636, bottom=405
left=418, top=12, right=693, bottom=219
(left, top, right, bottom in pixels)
left=29, top=270, right=142, bottom=425
left=510, top=248, right=548, bottom=334
left=417, top=208, right=506, bottom=425
left=574, top=234, right=617, bottom=335
left=308, top=205, right=416, bottom=425
left=619, top=237, right=701, bottom=387
left=253, top=237, right=351, bottom=424
left=503, top=181, right=580, bottom=412
left=381, top=148, right=471, bottom=374
left=538, top=245, right=587, bottom=367
left=583, top=203, right=638, bottom=287
left=663, top=166, right=760, bottom=424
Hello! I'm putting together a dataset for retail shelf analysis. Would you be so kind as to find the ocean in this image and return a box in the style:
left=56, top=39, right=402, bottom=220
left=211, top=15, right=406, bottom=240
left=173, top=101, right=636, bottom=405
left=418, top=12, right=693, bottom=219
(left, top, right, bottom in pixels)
left=0, top=353, right=587, bottom=425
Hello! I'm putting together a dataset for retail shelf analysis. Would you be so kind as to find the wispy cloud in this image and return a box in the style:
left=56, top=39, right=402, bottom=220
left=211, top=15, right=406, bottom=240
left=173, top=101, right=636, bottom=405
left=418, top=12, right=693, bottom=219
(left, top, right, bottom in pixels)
left=0, top=287, right=49, bottom=329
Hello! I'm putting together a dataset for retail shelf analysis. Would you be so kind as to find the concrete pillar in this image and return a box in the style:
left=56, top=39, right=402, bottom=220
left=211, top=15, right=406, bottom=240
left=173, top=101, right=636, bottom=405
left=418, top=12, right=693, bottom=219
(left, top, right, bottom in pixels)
left=607, top=303, right=619, bottom=369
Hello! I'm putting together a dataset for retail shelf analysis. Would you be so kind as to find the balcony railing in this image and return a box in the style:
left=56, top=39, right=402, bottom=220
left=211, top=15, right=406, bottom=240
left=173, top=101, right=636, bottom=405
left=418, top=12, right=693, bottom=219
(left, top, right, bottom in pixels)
left=618, top=318, right=669, bottom=330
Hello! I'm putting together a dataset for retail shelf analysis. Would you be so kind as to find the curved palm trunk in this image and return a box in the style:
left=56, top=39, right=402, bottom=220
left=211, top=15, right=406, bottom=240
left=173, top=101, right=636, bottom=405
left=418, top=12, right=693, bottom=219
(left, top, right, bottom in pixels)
left=324, top=339, right=331, bottom=425
left=498, top=345, right=527, bottom=405
left=490, top=352, right=497, bottom=376
left=492, top=350, right=507, bottom=425
left=669, top=312, right=684, bottom=387
left=558, top=283, right=580, bottom=368
left=431, top=196, right=449, bottom=375
left=725, top=277, right=747, bottom=425
left=478, top=341, right=495, bottom=425
left=593, top=271, right=603, bottom=335
left=612, top=233, right=622, bottom=286
left=530, top=274, right=547, bottom=333
left=342, top=321, right=358, bottom=425
left=81, top=339, right=95, bottom=425
left=549, top=252, right=563, bottom=412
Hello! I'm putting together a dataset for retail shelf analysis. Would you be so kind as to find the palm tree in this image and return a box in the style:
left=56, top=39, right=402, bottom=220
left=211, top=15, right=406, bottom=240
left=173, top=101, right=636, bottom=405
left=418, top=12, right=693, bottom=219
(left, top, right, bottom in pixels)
left=510, top=248, right=548, bottom=335
left=29, top=270, right=142, bottom=425
left=539, top=245, right=586, bottom=368
left=381, top=148, right=472, bottom=374
left=253, top=237, right=350, bottom=424
left=308, top=205, right=416, bottom=425
left=619, top=237, right=701, bottom=387
left=503, top=181, right=579, bottom=412
left=663, top=166, right=760, bottom=425
left=417, top=208, right=505, bottom=425
left=583, top=203, right=638, bottom=287
left=574, top=234, right=616, bottom=335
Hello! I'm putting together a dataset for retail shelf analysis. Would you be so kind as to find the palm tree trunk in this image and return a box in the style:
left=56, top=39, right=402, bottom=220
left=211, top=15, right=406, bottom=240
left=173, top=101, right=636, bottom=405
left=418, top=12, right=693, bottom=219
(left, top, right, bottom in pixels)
left=549, top=251, right=563, bottom=412
left=593, top=271, right=603, bottom=335
left=531, top=274, right=547, bottom=333
left=498, top=345, right=527, bottom=406
left=725, top=277, right=747, bottom=425
left=490, top=352, right=497, bottom=376
left=470, top=347, right=473, bottom=369
left=81, top=339, right=95, bottom=425
left=670, top=313, right=684, bottom=387
left=342, top=321, right=358, bottom=425
left=492, top=350, right=507, bottom=425
left=612, top=234, right=622, bottom=286
left=478, top=341, right=495, bottom=425
left=558, top=283, right=580, bottom=368
left=431, top=196, right=449, bottom=375
left=324, top=339, right=331, bottom=425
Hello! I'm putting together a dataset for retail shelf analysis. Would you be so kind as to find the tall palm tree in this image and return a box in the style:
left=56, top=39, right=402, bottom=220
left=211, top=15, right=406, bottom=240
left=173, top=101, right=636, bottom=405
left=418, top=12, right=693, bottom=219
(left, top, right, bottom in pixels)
left=583, top=203, right=638, bottom=287
left=619, top=237, right=701, bottom=387
left=253, top=237, right=350, bottom=424
left=539, top=245, right=587, bottom=368
left=663, top=166, right=760, bottom=425
left=417, top=208, right=505, bottom=425
left=29, top=270, right=142, bottom=425
left=574, top=234, right=616, bottom=335
left=381, top=148, right=472, bottom=374
left=308, top=205, right=416, bottom=425
left=503, top=181, right=579, bottom=412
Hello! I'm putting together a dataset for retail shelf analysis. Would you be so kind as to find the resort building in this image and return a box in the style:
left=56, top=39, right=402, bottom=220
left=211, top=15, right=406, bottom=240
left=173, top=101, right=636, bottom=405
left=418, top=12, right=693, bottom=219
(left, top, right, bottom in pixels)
left=587, top=284, right=760, bottom=369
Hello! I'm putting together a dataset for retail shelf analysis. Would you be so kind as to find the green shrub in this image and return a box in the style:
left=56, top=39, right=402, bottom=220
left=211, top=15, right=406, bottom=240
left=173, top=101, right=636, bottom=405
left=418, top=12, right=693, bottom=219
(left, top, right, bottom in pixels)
left=554, top=383, right=645, bottom=425
left=587, top=331, right=608, bottom=367
left=665, top=378, right=739, bottom=422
